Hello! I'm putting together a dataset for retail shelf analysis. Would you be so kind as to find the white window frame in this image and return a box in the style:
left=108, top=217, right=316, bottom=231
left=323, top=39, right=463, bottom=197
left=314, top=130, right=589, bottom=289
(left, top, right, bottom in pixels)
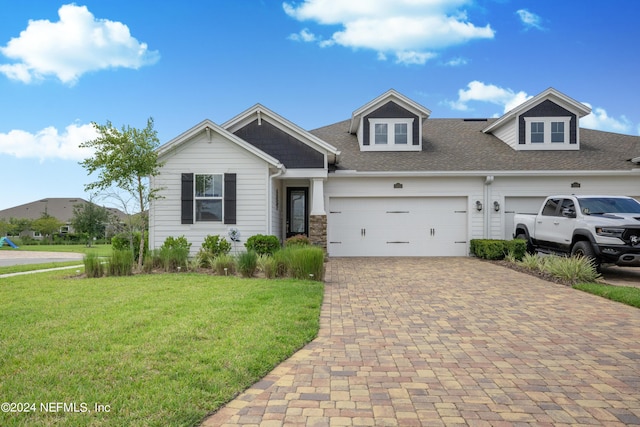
left=366, top=118, right=416, bottom=151
left=195, top=173, right=223, bottom=222
left=523, top=117, right=573, bottom=150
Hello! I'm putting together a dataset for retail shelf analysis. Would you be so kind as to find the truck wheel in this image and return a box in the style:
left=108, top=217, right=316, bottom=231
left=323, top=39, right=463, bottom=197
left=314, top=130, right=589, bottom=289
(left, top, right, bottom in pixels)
left=515, top=233, right=534, bottom=254
left=571, top=241, right=601, bottom=272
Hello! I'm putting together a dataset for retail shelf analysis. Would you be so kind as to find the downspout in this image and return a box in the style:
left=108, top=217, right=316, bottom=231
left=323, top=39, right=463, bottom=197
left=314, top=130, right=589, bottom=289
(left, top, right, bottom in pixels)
left=267, top=164, right=286, bottom=235
left=484, top=175, right=494, bottom=238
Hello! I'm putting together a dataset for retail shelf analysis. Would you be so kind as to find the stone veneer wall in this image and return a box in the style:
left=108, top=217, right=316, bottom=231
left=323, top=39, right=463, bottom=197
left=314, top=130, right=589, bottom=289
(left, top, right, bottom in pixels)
left=309, top=215, right=327, bottom=251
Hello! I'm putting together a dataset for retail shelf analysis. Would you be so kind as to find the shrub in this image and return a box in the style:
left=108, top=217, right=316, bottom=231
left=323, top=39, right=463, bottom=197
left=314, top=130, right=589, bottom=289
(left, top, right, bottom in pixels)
left=213, top=254, right=236, bottom=276
left=192, top=250, right=215, bottom=269
left=273, top=248, right=291, bottom=277
left=470, top=239, right=526, bottom=261
left=285, top=234, right=310, bottom=247
left=108, top=249, right=134, bottom=276
left=201, top=235, right=232, bottom=257
left=111, top=232, right=148, bottom=262
left=158, top=236, right=191, bottom=272
left=287, top=246, right=324, bottom=281
left=245, top=234, right=280, bottom=256
left=543, top=255, right=601, bottom=284
left=257, top=254, right=276, bottom=279
left=237, top=251, right=258, bottom=278
left=84, top=252, right=104, bottom=278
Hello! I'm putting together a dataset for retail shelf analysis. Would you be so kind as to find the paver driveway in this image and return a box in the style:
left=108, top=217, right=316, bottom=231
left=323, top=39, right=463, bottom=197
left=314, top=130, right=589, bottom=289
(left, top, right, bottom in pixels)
left=203, top=257, right=640, bottom=426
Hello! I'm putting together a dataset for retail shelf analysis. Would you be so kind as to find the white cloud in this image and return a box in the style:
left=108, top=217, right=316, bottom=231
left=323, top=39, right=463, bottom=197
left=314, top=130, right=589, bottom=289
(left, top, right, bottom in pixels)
left=0, top=4, right=159, bottom=84
left=448, top=81, right=530, bottom=113
left=443, top=56, right=468, bottom=67
left=0, top=123, right=98, bottom=161
left=516, top=9, right=545, bottom=31
left=288, top=28, right=319, bottom=42
left=580, top=103, right=634, bottom=134
left=283, top=0, right=494, bottom=65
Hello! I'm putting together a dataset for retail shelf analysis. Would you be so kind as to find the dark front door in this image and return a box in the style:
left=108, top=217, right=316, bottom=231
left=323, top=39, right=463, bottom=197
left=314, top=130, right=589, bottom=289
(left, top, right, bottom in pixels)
left=286, top=187, right=308, bottom=238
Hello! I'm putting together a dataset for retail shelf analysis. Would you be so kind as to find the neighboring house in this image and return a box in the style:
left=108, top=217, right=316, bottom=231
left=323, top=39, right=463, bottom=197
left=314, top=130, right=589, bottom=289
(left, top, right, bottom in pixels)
left=0, top=198, right=128, bottom=237
left=149, top=88, right=640, bottom=257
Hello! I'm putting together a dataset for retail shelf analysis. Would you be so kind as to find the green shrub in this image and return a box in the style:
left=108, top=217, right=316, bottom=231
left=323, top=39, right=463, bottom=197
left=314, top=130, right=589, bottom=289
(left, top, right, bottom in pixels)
left=257, top=254, right=276, bottom=279
left=192, top=249, right=215, bottom=269
left=108, top=249, right=134, bottom=276
left=287, top=246, right=324, bottom=281
left=273, top=248, right=291, bottom=277
left=543, top=255, right=601, bottom=284
left=201, top=235, right=232, bottom=257
left=111, top=232, right=148, bottom=262
left=213, top=254, right=236, bottom=276
left=470, top=239, right=526, bottom=261
left=245, top=234, right=280, bottom=256
left=237, top=251, right=258, bottom=278
left=83, top=252, right=104, bottom=278
left=285, top=234, right=310, bottom=247
left=158, top=236, right=191, bottom=272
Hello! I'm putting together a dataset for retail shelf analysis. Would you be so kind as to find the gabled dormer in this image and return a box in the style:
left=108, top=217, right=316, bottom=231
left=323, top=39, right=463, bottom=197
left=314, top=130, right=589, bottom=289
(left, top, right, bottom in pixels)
left=483, top=88, right=591, bottom=151
left=349, top=89, right=431, bottom=152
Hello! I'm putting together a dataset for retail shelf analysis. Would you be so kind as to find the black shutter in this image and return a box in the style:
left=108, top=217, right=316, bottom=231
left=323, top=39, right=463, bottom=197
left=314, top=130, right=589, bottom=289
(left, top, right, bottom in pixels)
left=224, top=173, right=237, bottom=224
left=181, top=173, right=194, bottom=224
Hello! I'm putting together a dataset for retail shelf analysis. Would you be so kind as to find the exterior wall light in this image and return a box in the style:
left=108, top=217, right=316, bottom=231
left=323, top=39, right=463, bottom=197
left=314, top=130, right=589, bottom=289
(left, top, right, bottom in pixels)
left=476, top=201, right=483, bottom=211
left=494, top=201, right=500, bottom=212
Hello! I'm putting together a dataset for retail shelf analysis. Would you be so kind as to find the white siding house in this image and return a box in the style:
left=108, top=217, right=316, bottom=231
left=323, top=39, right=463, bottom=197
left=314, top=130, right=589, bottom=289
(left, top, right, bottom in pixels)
left=149, top=88, right=640, bottom=258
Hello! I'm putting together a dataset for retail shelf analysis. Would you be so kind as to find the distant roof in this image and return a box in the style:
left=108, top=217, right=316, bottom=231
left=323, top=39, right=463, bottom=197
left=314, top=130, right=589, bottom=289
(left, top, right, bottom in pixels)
left=0, top=198, right=128, bottom=223
left=311, top=118, right=640, bottom=173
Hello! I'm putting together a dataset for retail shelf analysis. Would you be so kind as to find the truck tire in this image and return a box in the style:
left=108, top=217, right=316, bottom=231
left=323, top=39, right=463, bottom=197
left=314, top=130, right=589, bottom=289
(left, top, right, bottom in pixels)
left=571, top=241, right=601, bottom=272
left=515, top=233, right=534, bottom=254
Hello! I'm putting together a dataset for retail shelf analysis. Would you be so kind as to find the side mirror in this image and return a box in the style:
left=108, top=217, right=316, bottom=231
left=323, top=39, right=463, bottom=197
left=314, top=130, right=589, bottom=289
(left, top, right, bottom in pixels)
left=562, top=208, right=576, bottom=218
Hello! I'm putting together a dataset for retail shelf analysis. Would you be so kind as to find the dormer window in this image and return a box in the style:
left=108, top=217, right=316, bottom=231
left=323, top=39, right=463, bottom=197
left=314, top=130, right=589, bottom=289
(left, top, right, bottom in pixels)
left=367, top=118, right=414, bottom=150
left=524, top=117, right=571, bottom=147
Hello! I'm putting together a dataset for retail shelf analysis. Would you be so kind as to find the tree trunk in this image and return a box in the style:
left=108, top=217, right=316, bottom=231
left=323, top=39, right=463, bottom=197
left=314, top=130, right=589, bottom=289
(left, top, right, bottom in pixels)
left=137, top=177, right=145, bottom=272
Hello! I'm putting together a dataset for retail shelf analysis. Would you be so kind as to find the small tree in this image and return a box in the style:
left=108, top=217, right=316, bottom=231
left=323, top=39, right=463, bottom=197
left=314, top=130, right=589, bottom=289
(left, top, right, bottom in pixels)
left=80, top=117, right=162, bottom=271
left=71, top=197, right=113, bottom=245
left=32, top=214, right=63, bottom=243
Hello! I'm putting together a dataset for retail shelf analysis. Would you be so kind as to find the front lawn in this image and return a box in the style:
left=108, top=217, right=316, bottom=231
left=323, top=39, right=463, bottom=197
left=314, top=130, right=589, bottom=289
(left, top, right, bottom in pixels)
left=0, top=270, right=323, bottom=426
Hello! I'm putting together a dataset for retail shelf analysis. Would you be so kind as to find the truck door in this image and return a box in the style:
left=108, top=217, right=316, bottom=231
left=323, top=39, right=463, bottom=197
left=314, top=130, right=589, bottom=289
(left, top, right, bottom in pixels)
left=554, top=198, right=576, bottom=251
left=535, top=198, right=562, bottom=249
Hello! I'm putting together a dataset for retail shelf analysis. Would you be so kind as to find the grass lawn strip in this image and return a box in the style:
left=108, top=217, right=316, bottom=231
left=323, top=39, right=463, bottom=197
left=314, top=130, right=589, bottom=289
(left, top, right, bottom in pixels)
left=0, top=271, right=323, bottom=427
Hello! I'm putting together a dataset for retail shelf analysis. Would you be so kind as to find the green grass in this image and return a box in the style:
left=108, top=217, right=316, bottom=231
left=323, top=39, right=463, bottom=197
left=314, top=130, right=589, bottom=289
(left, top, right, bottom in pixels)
left=0, top=261, right=84, bottom=275
left=574, top=282, right=640, bottom=308
left=0, top=270, right=323, bottom=427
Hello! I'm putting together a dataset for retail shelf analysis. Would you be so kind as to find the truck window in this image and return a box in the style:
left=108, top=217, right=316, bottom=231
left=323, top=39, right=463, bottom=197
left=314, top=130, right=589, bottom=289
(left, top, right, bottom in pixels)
left=541, top=198, right=561, bottom=216
left=577, top=197, right=640, bottom=214
left=561, top=199, right=576, bottom=217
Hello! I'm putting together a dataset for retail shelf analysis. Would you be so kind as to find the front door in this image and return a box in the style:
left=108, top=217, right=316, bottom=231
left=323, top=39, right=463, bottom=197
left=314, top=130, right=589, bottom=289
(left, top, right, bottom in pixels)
left=286, top=187, right=308, bottom=238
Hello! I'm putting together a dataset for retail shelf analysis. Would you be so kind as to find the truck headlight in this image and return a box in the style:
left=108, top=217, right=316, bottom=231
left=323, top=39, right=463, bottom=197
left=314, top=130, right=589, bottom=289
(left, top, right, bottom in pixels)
left=595, top=227, right=625, bottom=238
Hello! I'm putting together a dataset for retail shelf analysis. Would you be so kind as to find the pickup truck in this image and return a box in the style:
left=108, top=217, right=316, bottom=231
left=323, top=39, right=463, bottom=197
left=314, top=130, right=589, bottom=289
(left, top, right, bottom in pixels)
left=513, top=195, right=640, bottom=269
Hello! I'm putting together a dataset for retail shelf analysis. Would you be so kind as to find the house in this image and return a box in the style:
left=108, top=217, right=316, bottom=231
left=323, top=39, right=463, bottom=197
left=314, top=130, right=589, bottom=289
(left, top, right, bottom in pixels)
left=0, top=198, right=128, bottom=237
left=149, top=88, right=640, bottom=257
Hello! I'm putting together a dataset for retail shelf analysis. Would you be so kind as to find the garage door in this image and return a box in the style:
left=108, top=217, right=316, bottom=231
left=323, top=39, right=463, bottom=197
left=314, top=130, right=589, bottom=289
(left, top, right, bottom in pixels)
left=327, top=197, right=468, bottom=257
left=504, top=197, right=545, bottom=240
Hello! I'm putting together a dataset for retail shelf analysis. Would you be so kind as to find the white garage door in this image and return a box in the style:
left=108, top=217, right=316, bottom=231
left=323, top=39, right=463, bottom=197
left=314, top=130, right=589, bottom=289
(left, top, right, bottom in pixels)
left=328, top=197, right=468, bottom=257
left=504, top=197, right=545, bottom=240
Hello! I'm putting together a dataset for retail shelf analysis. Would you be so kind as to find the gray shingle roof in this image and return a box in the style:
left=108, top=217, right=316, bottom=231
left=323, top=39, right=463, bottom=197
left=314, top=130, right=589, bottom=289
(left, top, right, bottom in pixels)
left=310, top=118, right=640, bottom=172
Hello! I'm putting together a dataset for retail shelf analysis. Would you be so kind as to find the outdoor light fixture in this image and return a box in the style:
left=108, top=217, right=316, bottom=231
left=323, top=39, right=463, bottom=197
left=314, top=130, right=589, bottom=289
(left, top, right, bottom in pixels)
left=476, top=201, right=483, bottom=211
left=494, top=201, right=500, bottom=212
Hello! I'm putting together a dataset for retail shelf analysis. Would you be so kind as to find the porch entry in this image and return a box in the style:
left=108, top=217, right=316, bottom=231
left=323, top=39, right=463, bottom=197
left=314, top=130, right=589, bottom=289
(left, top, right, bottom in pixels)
left=286, top=187, right=308, bottom=238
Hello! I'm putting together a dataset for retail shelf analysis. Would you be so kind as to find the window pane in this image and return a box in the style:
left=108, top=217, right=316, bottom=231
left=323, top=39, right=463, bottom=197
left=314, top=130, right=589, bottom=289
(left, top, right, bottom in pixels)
left=374, top=123, right=388, bottom=144
left=195, top=174, right=222, bottom=197
left=531, top=122, right=544, bottom=143
left=551, top=122, right=564, bottom=143
left=196, top=200, right=222, bottom=221
left=395, top=123, right=408, bottom=144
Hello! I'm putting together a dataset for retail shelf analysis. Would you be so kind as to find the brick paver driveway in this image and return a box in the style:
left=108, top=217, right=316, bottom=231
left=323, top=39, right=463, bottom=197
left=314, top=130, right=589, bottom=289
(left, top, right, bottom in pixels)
left=203, top=257, right=640, bottom=426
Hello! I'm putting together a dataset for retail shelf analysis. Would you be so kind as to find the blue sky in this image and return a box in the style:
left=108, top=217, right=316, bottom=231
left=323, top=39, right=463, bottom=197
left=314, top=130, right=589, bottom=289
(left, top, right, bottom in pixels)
left=1, top=0, right=639, bottom=212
